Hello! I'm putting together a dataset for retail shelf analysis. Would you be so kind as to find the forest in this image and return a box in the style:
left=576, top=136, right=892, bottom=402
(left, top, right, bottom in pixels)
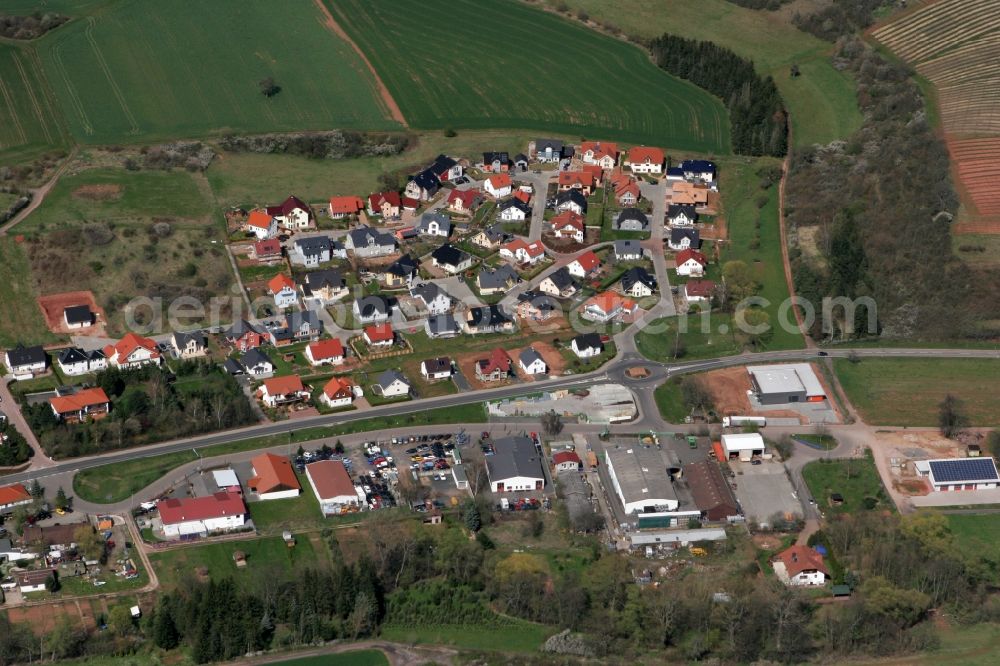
left=648, top=34, right=787, bottom=157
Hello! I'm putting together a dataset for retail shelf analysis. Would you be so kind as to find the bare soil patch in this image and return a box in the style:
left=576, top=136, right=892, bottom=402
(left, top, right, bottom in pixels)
left=5, top=599, right=95, bottom=634
left=36, top=290, right=106, bottom=335
left=72, top=183, right=122, bottom=201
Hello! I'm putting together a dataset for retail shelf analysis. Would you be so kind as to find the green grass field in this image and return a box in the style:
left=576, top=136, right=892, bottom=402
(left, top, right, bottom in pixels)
left=74, top=450, right=198, bottom=503
left=802, top=453, right=893, bottom=515
left=835, top=358, right=1000, bottom=426
left=34, top=0, right=399, bottom=145
left=654, top=378, right=689, bottom=423
left=0, top=238, right=62, bottom=347
left=380, top=623, right=553, bottom=654
left=326, top=0, right=729, bottom=152
left=0, top=42, right=69, bottom=165
left=943, top=514, right=1000, bottom=579
left=557, top=0, right=862, bottom=147
left=266, top=650, right=389, bottom=666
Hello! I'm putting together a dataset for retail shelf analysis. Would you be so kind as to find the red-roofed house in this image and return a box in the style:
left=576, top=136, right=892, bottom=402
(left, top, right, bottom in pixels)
left=772, top=546, right=829, bottom=586
left=551, top=211, right=585, bottom=243
left=626, top=146, right=665, bottom=174
left=580, top=141, right=619, bottom=169
left=266, top=195, right=312, bottom=231
left=328, top=195, right=365, bottom=219
left=447, top=189, right=484, bottom=215
left=321, top=376, right=357, bottom=408
left=476, top=348, right=512, bottom=382
left=553, top=450, right=582, bottom=472
left=258, top=375, right=310, bottom=407
left=558, top=170, right=594, bottom=196
left=306, top=460, right=359, bottom=515
left=49, top=387, right=110, bottom=421
left=684, top=280, right=716, bottom=303
left=582, top=164, right=604, bottom=187
left=368, top=191, right=402, bottom=219
left=499, top=239, right=546, bottom=266
left=245, top=210, right=277, bottom=240
left=104, top=333, right=160, bottom=370
left=568, top=250, right=600, bottom=278
left=484, top=174, right=513, bottom=198
left=305, top=338, right=345, bottom=366
left=248, top=453, right=301, bottom=500
left=0, top=483, right=33, bottom=512
left=581, top=292, right=637, bottom=323
left=675, top=249, right=708, bottom=277
left=268, top=273, right=298, bottom=309
left=253, top=238, right=282, bottom=262
left=613, top=178, right=641, bottom=207
left=363, top=323, right=395, bottom=347
left=513, top=188, right=531, bottom=204
left=157, top=492, right=247, bottom=538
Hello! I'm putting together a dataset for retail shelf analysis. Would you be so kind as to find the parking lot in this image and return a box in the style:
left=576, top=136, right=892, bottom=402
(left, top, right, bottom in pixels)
left=730, top=461, right=802, bottom=527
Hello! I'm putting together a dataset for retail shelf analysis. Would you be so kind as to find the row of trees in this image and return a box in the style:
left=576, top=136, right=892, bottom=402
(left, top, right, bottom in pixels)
left=649, top=34, right=787, bottom=157
left=218, top=131, right=410, bottom=161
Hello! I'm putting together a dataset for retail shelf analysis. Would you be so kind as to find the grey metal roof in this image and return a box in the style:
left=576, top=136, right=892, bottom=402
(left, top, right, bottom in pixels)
left=376, top=369, right=408, bottom=389
left=614, top=239, right=642, bottom=257
left=606, top=445, right=676, bottom=509
left=242, top=348, right=272, bottom=368
left=486, top=436, right=544, bottom=482
left=426, top=313, right=458, bottom=335
left=519, top=347, right=544, bottom=367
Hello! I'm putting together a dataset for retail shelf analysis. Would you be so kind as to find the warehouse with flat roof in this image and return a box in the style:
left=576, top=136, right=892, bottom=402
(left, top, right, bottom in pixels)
left=721, top=433, right=766, bottom=462
left=605, top=446, right=678, bottom=515
left=747, top=363, right=825, bottom=405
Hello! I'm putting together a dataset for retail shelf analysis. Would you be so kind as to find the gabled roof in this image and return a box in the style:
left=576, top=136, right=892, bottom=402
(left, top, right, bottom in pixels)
left=585, top=291, right=636, bottom=315
left=226, top=319, right=262, bottom=339
left=174, top=330, right=206, bottom=348
left=483, top=151, right=510, bottom=163
left=242, top=347, right=272, bottom=369
left=621, top=266, right=656, bottom=290
left=428, top=154, right=458, bottom=176
left=268, top=273, right=296, bottom=294
left=348, top=225, right=396, bottom=248
left=614, top=239, right=643, bottom=256
left=486, top=173, right=512, bottom=190
left=261, top=375, right=305, bottom=396
left=513, top=189, right=531, bottom=204
left=478, top=265, right=519, bottom=289
left=356, top=295, right=390, bottom=317
left=556, top=189, right=587, bottom=210
left=268, top=195, right=310, bottom=216
left=467, top=304, right=512, bottom=328
left=572, top=332, right=603, bottom=351
left=572, top=250, right=600, bottom=272
left=6, top=344, right=47, bottom=366
left=157, top=492, right=246, bottom=526
left=63, top=304, right=93, bottom=325
left=246, top=209, right=274, bottom=230
left=368, top=191, right=401, bottom=209
left=480, top=348, right=511, bottom=374
left=670, top=227, right=701, bottom=244
left=307, top=338, right=344, bottom=361
left=685, top=279, right=716, bottom=298
left=487, top=435, right=544, bottom=482
left=426, top=313, right=459, bottom=335
left=680, top=159, right=717, bottom=174
left=551, top=210, right=585, bottom=232
left=0, top=483, right=31, bottom=506
left=519, top=347, right=544, bottom=367
left=294, top=235, right=333, bottom=256
left=410, top=169, right=440, bottom=191
left=322, top=376, right=354, bottom=401
left=774, top=545, right=828, bottom=578
left=106, top=333, right=157, bottom=361
left=49, top=387, right=109, bottom=414
left=667, top=203, right=697, bottom=219
left=57, top=347, right=89, bottom=365
left=553, top=450, right=582, bottom=466
left=580, top=141, right=619, bottom=161
left=431, top=243, right=469, bottom=268
left=517, top=290, right=558, bottom=312
left=364, top=323, right=394, bottom=343
left=616, top=207, right=649, bottom=228
left=422, top=356, right=452, bottom=374
left=329, top=195, right=365, bottom=215
left=544, top=266, right=576, bottom=291
left=376, top=369, right=409, bottom=389
left=301, top=269, right=345, bottom=291
left=448, top=189, right=483, bottom=209
left=249, top=453, right=301, bottom=494
left=628, top=146, right=664, bottom=165
left=501, top=238, right=545, bottom=258
left=417, top=211, right=452, bottom=233
left=498, top=198, right=531, bottom=215
left=676, top=248, right=708, bottom=266
left=306, top=460, right=355, bottom=499
left=535, top=138, right=564, bottom=153
left=411, top=281, right=448, bottom=305
left=254, top=238, right=282, bottom=256
left=558, top=170, right=594, bottom=189
left=514, top=153, right=528, bottom=164
left=386, top=254, right=418, bottom=278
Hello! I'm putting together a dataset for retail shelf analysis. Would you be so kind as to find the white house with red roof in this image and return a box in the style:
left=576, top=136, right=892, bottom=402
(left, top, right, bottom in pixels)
left=367, top=191, right=402, bottom=219
left=568, top=250, right=601, bottom=278
left=772, top=546, right=829, bottom=586
left=268, top=274, right=298, bottom=309
left=49, top=387, right=110, bottom=421
left=321, top=376, right=357, bottom=408
left=483, top=173, right=513, bottom=198
left=580, top=141, right=619, bottom=169
left=267, top=195, right=312, bottom=231
left=558, top=170, right=595, bottom=196
left=363, top=323, right=395, bottom=348
left=245, top=210, right=277, bottom=240
left=581, top=292, right=637, bottom=323
left=447, top=189, right=483, bottom=216
left=157, top=492, right=247, bottom=538
left=328, top=195, right=365, bottom=219
left=499, top=239, right=546, bottom=266
left=305, top=338, right=345, bottom=366
left=258, top=375, right=310, bottom=407
left=625, top=146, right=665, bottom=174
left=553, top=450, right=582, bottom=472
left=104, top=333, right=160, bottom=369
left=0, top=483, right=34, bottom=512
left=675, top=249, right=708, bottom=277
left=551, top=210, right=585, bottom=243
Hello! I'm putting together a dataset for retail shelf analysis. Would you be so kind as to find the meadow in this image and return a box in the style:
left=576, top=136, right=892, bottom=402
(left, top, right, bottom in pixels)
left=325, top=0, right=729, bottom=152
left=834, top=358, right=1000, bottom=426
left=0, top=238, right=62, bottom=347
left=34, top=0, right=400, bottom=145
left=0, top=42, right=69, bottom=165
left=802, top=453, right=893, bottom=515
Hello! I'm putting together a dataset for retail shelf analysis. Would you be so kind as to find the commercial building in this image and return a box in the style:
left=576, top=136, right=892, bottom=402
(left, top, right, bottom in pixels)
left=157, top=492, right=247, bottom=538
left=685, top=460, right=740, bottom=522
left=486, top=436, right=545, bottom=493
left=747, top=363, right=826, bottom=405
left=605, top=446, right=678, bottom=516
left=306, top=460, right=359, bottom=515
left=915, top=458, right=1000, bottom=492
left=0, top=483, right=34, bottom=513
left=247, top=453, right=301, bottom=500
left=720, top=433, right=766, bottom=462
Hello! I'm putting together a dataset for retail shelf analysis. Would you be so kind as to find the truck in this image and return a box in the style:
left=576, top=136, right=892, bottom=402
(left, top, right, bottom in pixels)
left=722, top=416, right=767, bottom=428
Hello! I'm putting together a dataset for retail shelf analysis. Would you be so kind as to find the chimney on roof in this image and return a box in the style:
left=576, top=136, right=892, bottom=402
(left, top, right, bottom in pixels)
left=791, top=552, right=798, bottom=562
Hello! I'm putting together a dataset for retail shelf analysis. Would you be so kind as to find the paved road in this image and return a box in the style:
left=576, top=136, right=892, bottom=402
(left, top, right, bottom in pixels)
left=1, top=377, right=52, bottom=467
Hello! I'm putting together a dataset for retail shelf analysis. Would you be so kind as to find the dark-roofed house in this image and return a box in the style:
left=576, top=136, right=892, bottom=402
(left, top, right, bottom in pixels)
left=4, top=345, right=47, bottom=378
left=539, top=266, right=578, bottom=299
left=266, top=310, right=322, bottom=346
left=918, top=458, right=1000, bottom=491
left=428, top=154, right=463, bottom=181
left=487, top=436, right=545, bottom=493
left=291, top=235, right=342, bottom=267
left=464, top=305, right=514, bottom=335
left=477, top=265, right=520, bottom=295
left=416, top=211, right=452, bottom=237
left=172, top=330, right=208, bottom=359
left=354, top=295, right=392, bottom=324
left=346, top=226, right=397, bottom=258
left=615, top=208, right=650, bottom=233
left=404, top=169, right=441, bottom=201
left=471, top=223, right=511, bottom=250
left=668, top=227, right=701, bottom=251
left=680, top=159, right=717, bottom=183
left=63, top=305, right=94, bottom=329
left=513, top=153, right=529, bottom=171
left=411, top=282, right=452, bottom=315
left=421, top=357, right=453, bottom=381
left=613, top=239, right=643, bottom=262
left=556, top=189, right=587, bottom=216
left=383, top=254, right=419, bottom=288
left=431, top=244, right=473, bottom=275
left=497, top=198, right=531, bottom=222
left=621, top=267, right=657, bottom=298
left=685, top=460, right=740, bottom=522
left=571, top=333, right=603, bottom=358
left=425, top=313, right=460, bottom=339
left=533, top=138, right=567, bottom=163
left=57, top=347, right=107, bottom=376
left=667, top=203, right=697, bottom=226
left=300, top=269, right=348, bottom=304
left=516, top=290, right=559, bottom=321
left=374, top=369, right=410, bottom=398
left=242, top=348, right=274, bottom=377
left=518, top=347, right=547, bottom=376
left=225, top=319, right=265, bottom=352
left=482, top=151, right=510, bottom=173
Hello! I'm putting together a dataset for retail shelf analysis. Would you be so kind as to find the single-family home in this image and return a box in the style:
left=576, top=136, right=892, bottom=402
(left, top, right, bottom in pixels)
left=416, top=211, right=452, bottom=237
left=258, top=375, right=311, bottom=407
left=482, top=151, right=510, bottom=173
left=680, top=159, right=717, bottom=184
left=464, top=305, right=515, bottom=334
left=248, top=453, right=301, bottom=500
left=267, top=195, right=312, bottom=231
left=668, top=227, right=701, bottom=251
left=306, top=460, right=359, bottom=515
left=447, top=189, right=484, bottom=216
left=518, top=347, right=547, bottom=376
left=253, top=238, right=282, bottom=262
left=328, top=195, right=365, bottom=219
left=299, top=269, right=348, bottom=304
left=104, top=333, right=161, bottom=369
left=581, top=292, right=637, bottom=323
left=486, top=436, right=545, bottom=492
left=268, top=273, right=299, bottom=309
left=305, top=338, right=346, bottom=366
left=63, top=304, right=94, bottom=329
left=383, top=254, right=419, bottom=288
left=471, top=223, right=511, bottom=250
left=367, top=191, right=402, bottom=219
left=615, top=208, right=650, bottom=233
left=553, top=450, right=583, bottom=472
left=513, top=153, right=529, bottom=171
left=172, top=330, right=207, bottom=358
left=425, top=313, right=460, bottom=339
left=665, top=166, right=685, bottom=181
left=427, top=154, right=463, bottom=181
left=626, top=146, right=665, bottom=174
left=671, top=180, right=711, bottom=207
left=242, top=348, right=274, bottom=377
left=476, top=348, right=512, bottom=382
left=685, top=279, right=716, bottom=303
left=404, top=169, right=441, bottom=201
left=621, top=266, right=657, bottom=298
left=225, top=320, right=266, bottom=352
left=484, top=173, right=513, bottom=198
left=580, top=141, right=619, bottom=169
left=56, top=347, right=106, bottom=376
left=421, top=357, right=453, bottom=381
left=157, top=492, right=247, bottom=538
left=555, top=189, right=587, bottom=216
left=558, top=170, right=594, bottom=196
left=321, top=377, right=357, bottom=409
left=571, top=333, right=603, bottom=358
left=667, top=203, right=697, bottom=226
left=266, top=310, right=322, bottom=346
left=499, top=238, right=546, bottom=266
left=245, top=210, right=278, bottom=240
left=675, top=248, right=708, bottom=277
left=374, top=369, right=410, bottom=398
left=533, top=138, right=570, bottom=163
left=346, top=226, right=398, bottom=258
left=612, top=178, right=640, bottom=207
left=550, top=210, right=585, bottom=243
left=431, top=243, right=473, bottom=275
left=539, top=267, right=578, bottom=299
left=497, top=198, right=531, bottom=222
left=49, top=387, right=110, bottom=421
left=0, top=483, right=32, bottom=513
left=772, top=545, right=829, bottom=587
left=291, top=235, right=338, bottom=267
left=15, top=569, right=57, bottom=594
left=516, top=291, right=559, bottom=321
left=477, top=265, right=520, bottom=295
left=4, top=345, right=47, bottom=378
left=567, top=250, right=600, bottom=278
left=514, top=187, right=532, bottom=203
left=410, top=281, right=452, bottom=315
left=354, top=295, right=392, bottom=324
left=363, top=323, right=395, bottom=348
left=613, top=239, right=643, bottom=262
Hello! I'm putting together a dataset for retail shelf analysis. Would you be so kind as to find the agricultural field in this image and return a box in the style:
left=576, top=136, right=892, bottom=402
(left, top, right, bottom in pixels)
left=0, top=42, right=69, bottom=165
left=34, top=0, right=400, bottom=145
left=325, top=0, right=729, bottom=152
left=834, top=358, right=1000, bottom=426
left=556, top=0, right=862, bottom=147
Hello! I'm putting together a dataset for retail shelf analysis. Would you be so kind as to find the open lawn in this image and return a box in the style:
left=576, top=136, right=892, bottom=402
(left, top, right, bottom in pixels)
left=835, top=358, right=1000, bottom=426
left=267, top=651, right=389, bottom=666
left=557, top=0, right=862, bottom=147
left=943, top=514, right=1000, bottom=581
left=636, top=313, right=741, bottom=361
left=379, top=623, right=552, bottom=654
left=801, top=453, right=893, bottom=515
left=0, top=41, right=69, bottom=165
left=149, top=535, right=321, bottom=591
left=36, top=0, right=399, bottom=145
left=0, top=238, right=62, bottom=347
left=326, top=0, right=729, bottom=152
left=74, top=449, right=198, bottom=503
left=654, top=378, right=690, bottom=424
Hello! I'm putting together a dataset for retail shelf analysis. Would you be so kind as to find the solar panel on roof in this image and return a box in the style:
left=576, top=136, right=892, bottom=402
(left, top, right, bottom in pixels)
left=928, top=458, right=999, bottom=483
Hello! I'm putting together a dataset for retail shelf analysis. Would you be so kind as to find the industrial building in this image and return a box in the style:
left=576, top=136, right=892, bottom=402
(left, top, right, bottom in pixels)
left=306, top=460, right=360, bottom=515
left=720, top=433, right=766, bottom=462
left=685, top=461, right=740, bottom=522
left=486, top=436, right=546, bottom=493
left=747, top=363, right=826, bottom=405
left=605, top=446, right=678, bottom=516
left=915, top=458, right=1000, bottom=492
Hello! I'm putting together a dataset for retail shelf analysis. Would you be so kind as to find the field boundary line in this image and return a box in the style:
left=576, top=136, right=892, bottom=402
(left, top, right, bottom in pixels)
left=11, top=50, right=53, bottom=143
left=84, top=16, right=140, bottom=135
left=0, top=62, right=27, bottom=147
left=51, top=39, right=94, bottom=136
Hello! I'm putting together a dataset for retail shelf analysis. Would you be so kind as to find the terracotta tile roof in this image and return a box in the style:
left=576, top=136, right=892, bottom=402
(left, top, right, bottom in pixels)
left=685, top=280, right=716, bottom=298
left=249, top=452, right=300, bottom=494
left=448, top=189, right=481, bottom=208
left=513, top=189, right=531, bottom=203
left=487, top=174, right=512, bottom=189
left=676, top=249, right=708, bottom=266
left=553, top=450, right=582, bottom=466
left=558, top=171, right=594, bottom=189
left=254, top=239, right=281, bottom=256
left=329, top=195, right=364, bottom=215
left=364, top=323, right=394, bottom=343
left=628, top=146, right=664, bottom=165
left=573, top=250, right=600, bottom=272
left=49, top=387, right=109, bottom=415
left=551, top=210, right=584, bottom=232
left=306, top=460, right=355, bottom=500
left=369, top=191, right=401, bottom=208
left=586, top=291, right=635, bottom=315
left=774, top=545, right=828, bottom=578
left=246, top=209, right=273, bottom=230
left=480, top=348, right=512, bottom=374
left=0, top=483, right=32, bottom=506
left=157, top=491, right=246, bottom=525
left=307, top=338, right=344, bottom=361
left=322, top=376, right=354, bottom=401
left=105, top=333, right=158, bottom=362
left=581, top=141, right=619, bottom=161
left=582, top=164, right=604, bottom=183
left=268, top=273, right=295, bottom=294
left=261, top=375, right=305, bottom=396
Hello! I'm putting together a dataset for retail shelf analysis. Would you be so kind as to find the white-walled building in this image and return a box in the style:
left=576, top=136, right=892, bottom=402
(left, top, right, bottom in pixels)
left=306, top=460, right=359, bottom=516
left=157, top=492, right=247, bottom=538
left=720, top=433, right=766, bottom=462
left=486, top=436, right=545, bottom=493
left=915, top=458, right=1000, bottom=492
left=605, top=446, right=678, bottom=515
left=773, top=546, right=829, bottom=587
